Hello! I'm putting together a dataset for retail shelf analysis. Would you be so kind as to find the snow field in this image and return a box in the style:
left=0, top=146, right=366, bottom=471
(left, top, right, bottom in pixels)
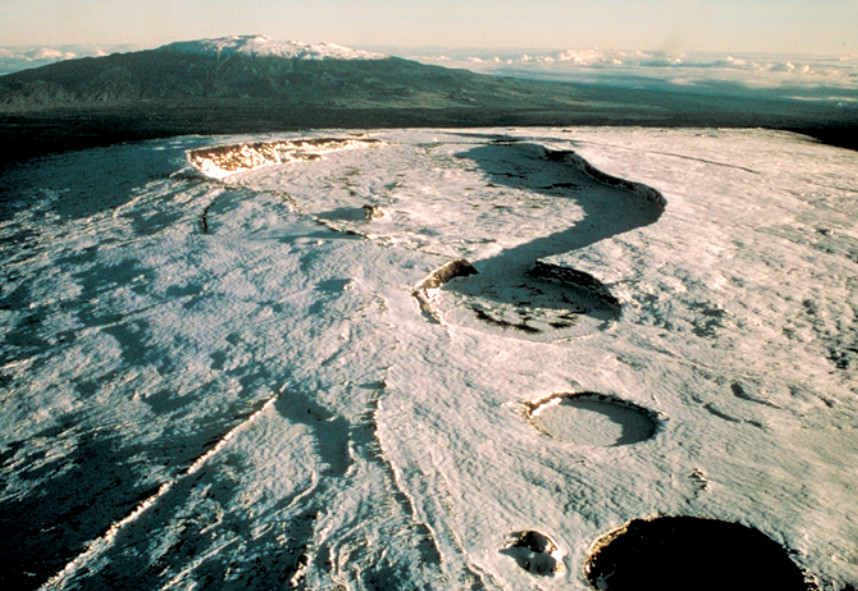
left=0, top=127, right=855, bottom=590
left=158, top=35, right=387, bottom=61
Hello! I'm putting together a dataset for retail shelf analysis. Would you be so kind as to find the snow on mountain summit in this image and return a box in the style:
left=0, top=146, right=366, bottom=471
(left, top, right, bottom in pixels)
left=157, top=35, right=386, bottom=60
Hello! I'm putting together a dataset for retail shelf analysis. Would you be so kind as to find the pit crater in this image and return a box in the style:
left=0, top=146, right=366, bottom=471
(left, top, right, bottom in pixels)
left=585, top=516, right=817, bottom=591
left=526, top=392, right=659, bottom=447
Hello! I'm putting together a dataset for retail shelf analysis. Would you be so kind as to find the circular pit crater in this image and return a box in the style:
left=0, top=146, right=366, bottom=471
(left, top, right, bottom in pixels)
left=585, top=516, right=816, bottom=591
left=527, top=392, right=659, bottom=447
left=437, top=272, right=620, bottom=342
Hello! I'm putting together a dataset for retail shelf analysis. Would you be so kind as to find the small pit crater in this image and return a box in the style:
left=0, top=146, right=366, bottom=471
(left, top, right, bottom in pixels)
left=526, top=393, right=659, bottom=447
left=501, top=530, right=564, bottom=576
left=437, top=272, right=620, bottom=342
left=585, top=516, right=817, bottom=591
left=414, top=259, right=620, bottom=341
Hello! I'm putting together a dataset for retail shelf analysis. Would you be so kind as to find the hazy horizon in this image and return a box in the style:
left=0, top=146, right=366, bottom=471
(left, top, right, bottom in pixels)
left=3, top=0, right=857, bottom=55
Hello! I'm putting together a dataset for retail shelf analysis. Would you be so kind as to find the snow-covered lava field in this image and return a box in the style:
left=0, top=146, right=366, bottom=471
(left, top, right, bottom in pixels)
left=1, top=127, right=856, bottom=590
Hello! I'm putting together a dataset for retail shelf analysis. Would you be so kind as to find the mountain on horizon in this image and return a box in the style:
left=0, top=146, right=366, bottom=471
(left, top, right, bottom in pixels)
left=0, top=34, right=854, bottom=163
left=0, top=34, right=606, bottom=162
left=0, top=34, right=550, bottom=109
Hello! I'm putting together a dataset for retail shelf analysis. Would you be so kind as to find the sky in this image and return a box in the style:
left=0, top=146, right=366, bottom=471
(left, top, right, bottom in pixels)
left=1, top=0, right=857, bottom=55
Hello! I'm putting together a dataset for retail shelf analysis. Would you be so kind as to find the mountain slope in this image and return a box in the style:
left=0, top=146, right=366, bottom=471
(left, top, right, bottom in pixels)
left=0, top=35, right=572, bottom=109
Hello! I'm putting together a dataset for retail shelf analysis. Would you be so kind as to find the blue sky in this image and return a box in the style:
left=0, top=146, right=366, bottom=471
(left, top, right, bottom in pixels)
left=2, top=0, right=856, bottom=54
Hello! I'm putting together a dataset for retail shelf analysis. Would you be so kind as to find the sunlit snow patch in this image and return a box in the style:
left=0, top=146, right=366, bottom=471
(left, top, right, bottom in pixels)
left=584, top=516, right=816, bottom=590
left=158, top=35, right=387, bottom=61
left=188, top=137, right=383, bottom=179
left=526, top=392, right=659, bottom=447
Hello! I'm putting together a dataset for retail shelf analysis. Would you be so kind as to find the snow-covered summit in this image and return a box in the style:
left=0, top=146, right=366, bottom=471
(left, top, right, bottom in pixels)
left=157, top=35, right=386, bottom=60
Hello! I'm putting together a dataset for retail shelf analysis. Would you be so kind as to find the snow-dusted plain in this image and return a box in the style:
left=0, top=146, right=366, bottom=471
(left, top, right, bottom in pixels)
left=1, top=127, right=856, bottom=590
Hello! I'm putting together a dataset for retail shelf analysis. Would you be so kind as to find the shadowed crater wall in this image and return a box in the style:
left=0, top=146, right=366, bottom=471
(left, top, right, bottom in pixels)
left=585, top=516, right=816, bottom=591
left=440, top=141, right=664, bottom=337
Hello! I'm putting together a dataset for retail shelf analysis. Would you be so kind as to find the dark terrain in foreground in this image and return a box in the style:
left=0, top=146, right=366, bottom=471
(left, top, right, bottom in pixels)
left=0, top=48, right=855, bottom=164
left=3, top=97, right=855, bottom=166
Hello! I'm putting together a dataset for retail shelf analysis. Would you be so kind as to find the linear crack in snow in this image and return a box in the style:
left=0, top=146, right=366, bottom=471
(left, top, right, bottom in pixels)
left=38, top=395, right=279, bottom=591
left=364, top=397, right=445, bottom=569
left=572, top=138, right=763, bottom=175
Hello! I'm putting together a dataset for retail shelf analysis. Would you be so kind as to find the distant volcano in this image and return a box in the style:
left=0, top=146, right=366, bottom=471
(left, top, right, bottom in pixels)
left=0, top=34, right=560, bottom=109
left=0, top=35, right=854, bottom=163
left=0, top=35, right=610, bottom=162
